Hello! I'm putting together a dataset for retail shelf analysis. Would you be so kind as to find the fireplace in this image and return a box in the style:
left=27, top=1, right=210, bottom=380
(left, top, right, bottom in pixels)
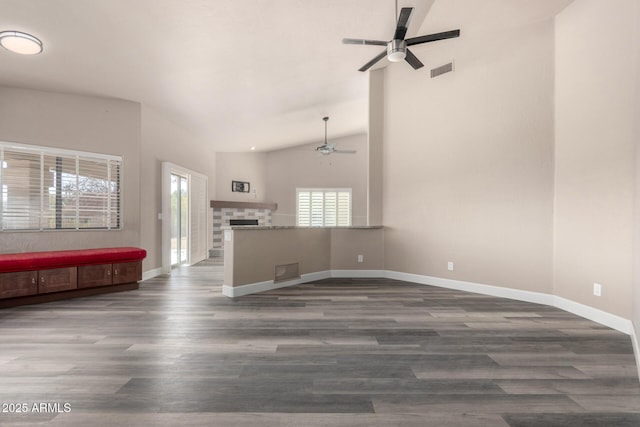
left=210, top=200, right=277, bottom=257
left=229, top=219, right=259, bottom=226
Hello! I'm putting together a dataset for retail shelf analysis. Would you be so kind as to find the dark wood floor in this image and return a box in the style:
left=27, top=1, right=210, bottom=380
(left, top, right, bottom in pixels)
left=0, top=258, right=638, bottom=426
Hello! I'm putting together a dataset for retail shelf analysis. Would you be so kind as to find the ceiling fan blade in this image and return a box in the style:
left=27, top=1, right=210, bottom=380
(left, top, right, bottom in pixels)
left=333, top=150, right=357, bottom=154
left=404, top=49, right=424, bottom=70
left=393, top=7, right=413, bottom=40
left=342, top=38, right=387, bottom=46
left=406, top=29, right=460, bottom=46
left=358, top=49, right=387, bottom=72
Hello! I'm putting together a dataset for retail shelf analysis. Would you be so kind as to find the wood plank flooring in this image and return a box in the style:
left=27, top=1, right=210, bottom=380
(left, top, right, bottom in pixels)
left=0, top=258, right=638, bottom=426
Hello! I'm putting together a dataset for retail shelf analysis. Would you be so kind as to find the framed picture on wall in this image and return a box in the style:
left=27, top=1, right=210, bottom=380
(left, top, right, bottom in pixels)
left=232, top=180, right=250, bottom=193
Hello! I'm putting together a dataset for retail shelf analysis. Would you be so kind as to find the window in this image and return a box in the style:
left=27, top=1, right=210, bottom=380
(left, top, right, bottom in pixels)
left=296, top=188, right=351, bottom=227
left=0, top=142, right=122, bottom=231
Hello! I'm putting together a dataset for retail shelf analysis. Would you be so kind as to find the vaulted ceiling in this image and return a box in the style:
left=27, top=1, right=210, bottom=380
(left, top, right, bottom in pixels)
left=0, top=0, right=573, bottom=152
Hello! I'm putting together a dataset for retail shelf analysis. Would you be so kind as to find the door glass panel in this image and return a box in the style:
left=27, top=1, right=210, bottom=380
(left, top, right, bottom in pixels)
left=170, top=174, right=179, bottom=266
left=180, top=176, right=188, bottom=264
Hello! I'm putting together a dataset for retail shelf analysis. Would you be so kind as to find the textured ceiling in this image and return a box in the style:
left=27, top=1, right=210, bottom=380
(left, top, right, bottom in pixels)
left=0, top=0, right=573, bottom=152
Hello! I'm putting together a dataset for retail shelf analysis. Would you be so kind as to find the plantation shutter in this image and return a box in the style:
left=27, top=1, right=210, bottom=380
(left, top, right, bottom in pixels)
left=310, top=191, right=324, bottom=227
left=297, top=191, right=311, bottom=226
left=296, top=188, right=352, bottom=227
left=324, top=191, right=337, bottom=226
left=337, top=191, right=351, bottom=226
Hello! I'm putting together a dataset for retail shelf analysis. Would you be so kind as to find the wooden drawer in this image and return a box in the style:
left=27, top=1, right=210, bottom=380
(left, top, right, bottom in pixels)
left=0, top=271, right=38, bottom=299
left=78, top=264, right=113, bottom=289
left=112, top=262, right=141, bottom=285
left=38, top=267, right=77, bottom=294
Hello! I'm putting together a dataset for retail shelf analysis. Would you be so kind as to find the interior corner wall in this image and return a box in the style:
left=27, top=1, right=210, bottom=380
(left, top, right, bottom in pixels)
left=382, top=19, right=555, bottom=293
left=368, top=70, right=384, bottom=226
left=0, top=86, right=141, bottom=253
left=634, top=0, right=640, bottom=347
left=265, top=134, right=369, bottom=226
left=140, top=105, right=216, bottom=273
left=554, top=0, right=636, bottom=319
left=215, top=152, right=267, bottom=203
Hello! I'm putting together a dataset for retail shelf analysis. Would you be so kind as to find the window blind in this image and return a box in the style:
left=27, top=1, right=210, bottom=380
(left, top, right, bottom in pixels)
left=0, top=143, right=122, bottom=231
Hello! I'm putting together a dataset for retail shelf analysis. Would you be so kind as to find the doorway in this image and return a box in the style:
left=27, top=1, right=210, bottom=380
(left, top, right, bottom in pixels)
left=162, top=162, right=209, bottom=274
left=170, top=173, right=189, bottom=267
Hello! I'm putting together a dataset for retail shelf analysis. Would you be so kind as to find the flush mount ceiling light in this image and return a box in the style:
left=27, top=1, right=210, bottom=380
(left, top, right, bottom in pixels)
left=0, top=31, right=43, bottom=55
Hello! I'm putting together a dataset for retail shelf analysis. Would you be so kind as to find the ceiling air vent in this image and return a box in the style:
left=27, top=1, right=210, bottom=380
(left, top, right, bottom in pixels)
left=431, top=61, right=454, bottom=78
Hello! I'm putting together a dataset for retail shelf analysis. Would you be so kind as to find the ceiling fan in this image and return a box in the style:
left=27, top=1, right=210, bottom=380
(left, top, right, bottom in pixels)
left=343, top=2, right=460, bottom=72
left=316, top=117, right=356, bottom=156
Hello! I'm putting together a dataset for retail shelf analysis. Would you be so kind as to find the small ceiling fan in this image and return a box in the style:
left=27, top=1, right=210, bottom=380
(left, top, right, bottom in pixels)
left=316, top=117, right=356, bottom=156
left=343, top=2, right=460, bottom=72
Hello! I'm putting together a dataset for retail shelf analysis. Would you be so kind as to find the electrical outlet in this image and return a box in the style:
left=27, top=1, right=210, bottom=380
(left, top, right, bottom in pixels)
left=593, top=283, right=602, bottom=297
left=357, top=255, right=364, bottom=263
left=447, top=261, right=454, bottom=271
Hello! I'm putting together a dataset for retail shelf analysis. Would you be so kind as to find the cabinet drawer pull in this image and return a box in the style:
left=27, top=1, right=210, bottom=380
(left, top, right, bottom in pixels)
left=31, top=277, right=36, bottom=285
left=107, top=269, right=111, bottom=276
left=114, top=269, right=118, bottom=276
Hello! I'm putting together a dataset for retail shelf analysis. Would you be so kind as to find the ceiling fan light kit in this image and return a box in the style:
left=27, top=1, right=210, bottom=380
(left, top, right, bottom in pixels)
left=342, top=5, right=460, bottom=72
left=387, top=39, right=407, bottom=62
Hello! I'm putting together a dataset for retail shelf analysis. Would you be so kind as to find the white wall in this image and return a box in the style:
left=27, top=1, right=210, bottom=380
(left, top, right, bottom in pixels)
left=0, top=86, right=141, bottom=253
left=368, top=70, right=384, bottom=226
left=382, top=18, right=555, bottom=293
left=554, top=0, right=637, bottom=319
left=634, top=0, right=640, bottom=356
left=265, top=134, right=368, bottom=226
left=215, top=152, right=267, bottom=203
left=140, top=106, right=216, bottom=272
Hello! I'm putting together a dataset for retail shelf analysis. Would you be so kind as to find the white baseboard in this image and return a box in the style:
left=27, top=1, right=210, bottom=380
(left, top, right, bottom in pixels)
left=221, top=268, right=633, bottom=337
left=331, top=269, right=386, bottom=278
left=385, top=270, right=632, bottom=335
left=222, top=270, right=383, bottom=297
left=631, top=323, right=640, bottom=384
left=222, top=271, right=332, bottom=298
left=385, top=270, right=555, bottom=306
left=303, top=270, right=332, bottom=283
left=141, top=268, right=163, bottom=282
left=223, top=279, right=290, bottom=298
left=553, top=296, right=632, bottom=335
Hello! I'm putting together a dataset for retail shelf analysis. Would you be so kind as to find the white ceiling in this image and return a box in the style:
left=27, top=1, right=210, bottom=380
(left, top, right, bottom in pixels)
left=0, top=0, right=573, bottom=152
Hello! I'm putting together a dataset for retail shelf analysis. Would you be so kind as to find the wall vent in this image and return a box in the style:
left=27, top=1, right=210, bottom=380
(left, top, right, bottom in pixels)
left=274, top=263, right=300, bottom=283
left=431, top=61, right=454, bottom=78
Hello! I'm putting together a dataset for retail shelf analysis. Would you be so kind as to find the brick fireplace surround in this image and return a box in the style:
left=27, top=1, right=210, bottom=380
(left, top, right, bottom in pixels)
left=210, top=200, right=277, bottom=257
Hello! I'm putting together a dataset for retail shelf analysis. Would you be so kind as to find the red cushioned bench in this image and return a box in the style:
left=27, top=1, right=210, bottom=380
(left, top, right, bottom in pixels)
left=0, top=247, right=147, bottom=308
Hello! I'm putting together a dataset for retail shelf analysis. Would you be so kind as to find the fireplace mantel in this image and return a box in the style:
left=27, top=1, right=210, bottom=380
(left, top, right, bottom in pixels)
left=210, top=200, right=278, bottom=210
